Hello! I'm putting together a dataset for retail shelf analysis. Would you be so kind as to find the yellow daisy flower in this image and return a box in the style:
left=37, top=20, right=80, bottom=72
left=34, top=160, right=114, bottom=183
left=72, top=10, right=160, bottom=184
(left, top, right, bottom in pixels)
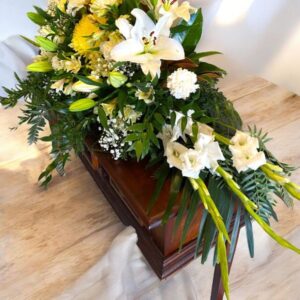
left=72, top=14, right=105, bottom=55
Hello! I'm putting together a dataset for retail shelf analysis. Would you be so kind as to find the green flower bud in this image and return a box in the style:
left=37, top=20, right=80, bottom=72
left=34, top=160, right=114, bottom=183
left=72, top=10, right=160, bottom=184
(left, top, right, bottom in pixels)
left=69, top=98, right=96, bottom=112
left=108, top=71, right=128, bottom=88
left=36, top=36, right=58, bottom=52
left=27, top=61, right=53, bottom=73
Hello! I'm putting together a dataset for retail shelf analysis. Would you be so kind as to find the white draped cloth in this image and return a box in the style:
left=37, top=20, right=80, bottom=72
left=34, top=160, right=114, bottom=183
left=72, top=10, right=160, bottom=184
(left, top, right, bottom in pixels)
left=58, top=227, right=213, bottom=300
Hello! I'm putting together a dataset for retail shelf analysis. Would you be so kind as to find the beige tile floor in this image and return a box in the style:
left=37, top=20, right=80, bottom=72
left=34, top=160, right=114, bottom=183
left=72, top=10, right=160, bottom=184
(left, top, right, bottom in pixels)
left=0, top=77, right=299, bottom=299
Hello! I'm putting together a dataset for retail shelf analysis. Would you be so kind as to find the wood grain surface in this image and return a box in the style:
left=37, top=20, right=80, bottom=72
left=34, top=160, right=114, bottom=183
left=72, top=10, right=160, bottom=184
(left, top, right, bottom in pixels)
left=0, top=77, right=299, bottom=299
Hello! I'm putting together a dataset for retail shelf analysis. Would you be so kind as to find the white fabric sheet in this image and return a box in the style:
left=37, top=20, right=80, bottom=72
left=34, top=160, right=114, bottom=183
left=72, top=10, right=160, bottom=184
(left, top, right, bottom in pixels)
left=58, top=226, right=213, bottom=300
left=0, top=36, right=37, bottom=96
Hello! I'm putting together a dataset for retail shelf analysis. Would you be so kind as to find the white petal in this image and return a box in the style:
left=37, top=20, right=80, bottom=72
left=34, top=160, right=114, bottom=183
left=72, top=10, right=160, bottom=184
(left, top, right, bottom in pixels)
left=155, top=36, right=185, bottom=60
left=116, top=18, right=133, bottom=39
left=154, top=14, right=172, bottom=37
left=141, top=60, right=162, bottom=78
left=131, top=8, right=155, bottom=40
left=174, top=2, right=197, bottom=22
left=248, top=152, right=267, bottom=171
left=111, top=39, right=144, bottom=62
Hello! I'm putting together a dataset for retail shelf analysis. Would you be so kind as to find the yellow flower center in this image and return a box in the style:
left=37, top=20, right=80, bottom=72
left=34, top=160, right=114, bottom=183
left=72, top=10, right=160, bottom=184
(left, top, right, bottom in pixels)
left=162, top=0, right=177, bottom=11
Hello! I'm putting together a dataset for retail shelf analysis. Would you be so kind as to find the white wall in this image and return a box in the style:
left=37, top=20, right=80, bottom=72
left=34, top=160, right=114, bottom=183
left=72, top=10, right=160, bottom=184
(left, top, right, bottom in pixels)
left=191, top=0, right=300, bottom=94
left=0, top=0, right=299, bottom=94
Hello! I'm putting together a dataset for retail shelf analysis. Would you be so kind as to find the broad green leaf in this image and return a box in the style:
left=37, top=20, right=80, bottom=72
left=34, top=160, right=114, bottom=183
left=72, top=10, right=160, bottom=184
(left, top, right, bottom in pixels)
left=154, top=113, right=165, bottom=125
left=36, top=36, right=58, bottom=52
left=128, top=123, right=146, bottom=132
left=228, top=204, right=241, bottom=262
left=20, top=35, right=40, bottom=47
left=75, top=75, right=106, bottom=87
left=117, top=89, right=127, bottom=114
left=189, top=51, right=222, bottom=61
left=34, top=6, right=52, bottom=20
left=119, top=0, right=140, bottom=14
left=98, top=105, right=108, bottom=129
left=134, top=140, right=144, bottom=160
left=196, top=62, right=226, bottom=75
left=180, top=191, right=199, bottom=249
left=244, top=210, right=255, bottom=258
left=174, top=180, right=192, bottom=236
left=147, top=163, right=170, bottom=213
left=194, top=209, right=208, bottom=258
left=124, top=133, right=140, bottom=142
left=172, top=9, right=203, bottom=55
left=69, top=98, right=96, bottom=112
left=27, top=12, right=46, bottom=25
left=162, top=172, right=183, bottom=224
left=201, top=214, right=217, bottom=264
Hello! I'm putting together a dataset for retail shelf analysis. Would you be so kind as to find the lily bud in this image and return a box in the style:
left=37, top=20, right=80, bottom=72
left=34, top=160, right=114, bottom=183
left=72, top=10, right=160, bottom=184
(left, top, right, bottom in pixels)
left=27, top=61, right=53, bottom=73
left=72, top=78, right=101, bottom=93
left=69, top=98, right=96, bottom=112
left=36, top=36, right=58, bottom=52
left=108, top=71, right=128, bottom=88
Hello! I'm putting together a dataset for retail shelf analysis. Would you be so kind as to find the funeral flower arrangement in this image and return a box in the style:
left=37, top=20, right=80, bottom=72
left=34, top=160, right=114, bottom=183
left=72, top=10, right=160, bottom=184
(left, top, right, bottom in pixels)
left=1, top=0, right=300, bottom=298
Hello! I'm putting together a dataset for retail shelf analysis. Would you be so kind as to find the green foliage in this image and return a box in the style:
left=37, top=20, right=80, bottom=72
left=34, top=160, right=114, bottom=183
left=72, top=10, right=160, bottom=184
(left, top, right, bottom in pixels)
left=0, top=73, right=97, bottom=187
left=239, top=170, right=278, bottom=224
left=189, top=51, right=222, bottom=62
left=172, top=9, right=203, bottom=55
left=27, top=12, right=47, bottom=26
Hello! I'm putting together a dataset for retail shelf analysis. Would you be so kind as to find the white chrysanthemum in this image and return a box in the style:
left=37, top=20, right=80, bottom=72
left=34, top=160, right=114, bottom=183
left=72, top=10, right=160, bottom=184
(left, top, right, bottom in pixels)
left=167, top=68, right=199, bottom=100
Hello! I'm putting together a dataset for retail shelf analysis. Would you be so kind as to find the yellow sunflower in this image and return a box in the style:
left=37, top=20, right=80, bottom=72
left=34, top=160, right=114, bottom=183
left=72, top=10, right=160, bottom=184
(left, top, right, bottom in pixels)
left=72, top=14, right=105, bottom=55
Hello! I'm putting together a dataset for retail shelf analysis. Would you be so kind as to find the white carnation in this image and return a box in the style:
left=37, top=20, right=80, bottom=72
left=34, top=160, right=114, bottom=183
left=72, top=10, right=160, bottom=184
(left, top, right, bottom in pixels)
left=167, top=68, right=199, bottom=100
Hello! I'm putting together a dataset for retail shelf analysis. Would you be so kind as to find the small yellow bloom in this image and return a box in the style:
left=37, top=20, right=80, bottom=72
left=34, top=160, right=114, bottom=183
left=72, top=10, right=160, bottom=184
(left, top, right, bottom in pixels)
left=72, top=14, right=105, bottom=55
left=102, top=99, right=117, bottom=117
left=90, top=0, right=123, bottom=18
left=51, top=79, right=66, bottom=92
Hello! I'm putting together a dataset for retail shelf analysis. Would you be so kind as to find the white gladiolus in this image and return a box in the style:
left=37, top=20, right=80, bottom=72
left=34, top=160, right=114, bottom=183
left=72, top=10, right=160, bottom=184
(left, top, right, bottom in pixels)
left=111, top=9, right=184, bottom=78
left=179, top=149, right=206, bottom=178
left=229, top=131, right=267, bottom=173
left=167, top=68, right=199, bottom=100
left=164, top=132, right=224, bottom=178
left=165, top=141, right=188, bottom=170
left=194, top=133, right=225, bottom=172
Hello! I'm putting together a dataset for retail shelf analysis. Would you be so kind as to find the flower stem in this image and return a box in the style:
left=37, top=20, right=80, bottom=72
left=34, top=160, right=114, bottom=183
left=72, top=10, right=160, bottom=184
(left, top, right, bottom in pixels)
left=189, top=177, right=231, bottom=300
left=189, top=178, right=230, bottom=243
left=213, top=132, right=232, bottom=146
left=261, top=163, right=300, bottom=200
left=216, top=166, right=300, bottom=254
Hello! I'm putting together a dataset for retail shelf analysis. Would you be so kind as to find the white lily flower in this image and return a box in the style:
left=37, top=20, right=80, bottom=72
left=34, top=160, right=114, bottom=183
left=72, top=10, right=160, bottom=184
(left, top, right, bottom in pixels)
left=157, top=0, right=197, bottom=23
left=229, top=131, right=266, bottom=173
left=111, top=8, right=185, bottom=78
